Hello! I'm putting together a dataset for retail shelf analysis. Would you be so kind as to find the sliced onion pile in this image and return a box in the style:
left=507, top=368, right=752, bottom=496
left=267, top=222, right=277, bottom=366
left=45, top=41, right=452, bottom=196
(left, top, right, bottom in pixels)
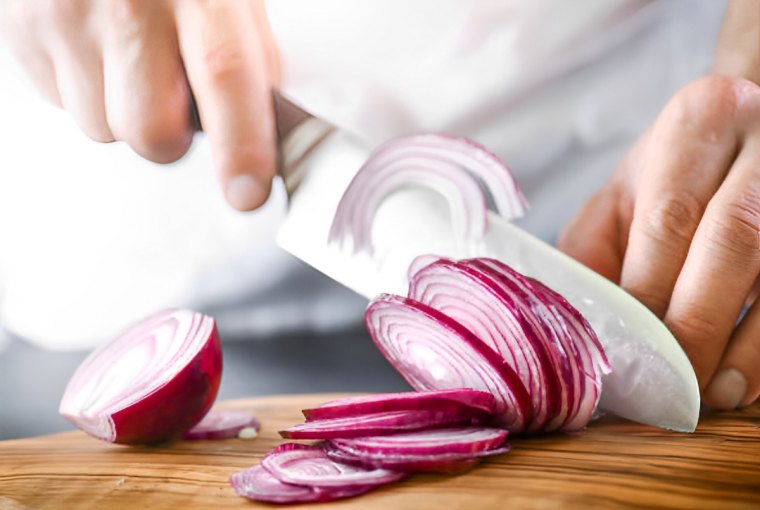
left=59, top=308, right=222, bottom=444
left=230, top=389, right=510, bottom=504
left=183, top=410, right=261, bottom=440
left=368, top=256, right=611, bottom=434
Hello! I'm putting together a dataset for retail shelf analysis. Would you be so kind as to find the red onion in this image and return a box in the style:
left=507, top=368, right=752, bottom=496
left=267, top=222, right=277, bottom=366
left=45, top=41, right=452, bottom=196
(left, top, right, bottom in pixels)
left=408, top=258, right=561, bottom=432
left=229, top=464, right=374, bottom=504
left=302, top=389, right=496, bottom=422
left=59, top=308, right=222, bottom=444
left=329, top=134, right=527, bottom=255
left=365, top=294, right=533, bottom=432
left=182, top=410, right=261, bottom=440
left=464, top=258, right=610, bottom=431
left=280, top=408, right=479, bottom=440
left=261, top=443, right=405, bottom=488
left=324, top=440, right=511, bottom=473
left=365, top=255, right=610, bottom=435
left=330, top=426, right=508, bottom=456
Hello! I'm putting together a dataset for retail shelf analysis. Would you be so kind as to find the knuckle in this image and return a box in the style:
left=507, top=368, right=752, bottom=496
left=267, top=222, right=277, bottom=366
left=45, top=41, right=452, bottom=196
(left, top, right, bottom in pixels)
left=673, top=308, right=721, bottom=339
left=45, top=0, right=86, bottom=26
left=704, top=197, right=760, bottom=264
left=628, top=287, right=670, bottom=318
left=200, top=42, right=247, bottom=86
left=641, top=192, right=704, bottom=247
left=105, top=0, right=145, bottom=34
left=667, top=306, right=722, bottom=356
left=668, top=76, right=741, bottom=140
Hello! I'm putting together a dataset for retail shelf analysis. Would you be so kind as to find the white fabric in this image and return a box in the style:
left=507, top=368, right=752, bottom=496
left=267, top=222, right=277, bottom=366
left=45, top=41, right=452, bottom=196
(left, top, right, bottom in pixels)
left=0, top=0, right=725, bottom=350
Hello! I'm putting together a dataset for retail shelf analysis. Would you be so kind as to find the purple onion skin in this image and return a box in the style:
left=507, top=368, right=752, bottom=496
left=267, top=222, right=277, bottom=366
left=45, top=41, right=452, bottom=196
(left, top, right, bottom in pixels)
left=109, top=325, right=222, bottom=445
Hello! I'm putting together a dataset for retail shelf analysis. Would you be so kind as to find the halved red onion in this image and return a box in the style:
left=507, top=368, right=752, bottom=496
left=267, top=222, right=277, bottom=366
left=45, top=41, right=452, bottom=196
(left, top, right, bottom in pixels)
left=302, top=389, right=496, bottom=422
left=183, top=410, right=261, bottom=440
left=325, top=440, right=511, bottom=473
left=408, top=258, right=561, bottom=432
left=59, top=308, right=222, bottom=444
left=230, top=464, right=373, bottom=504
left=329, top=134, right=528, bottom=255
left=262, top=443, right=405, bottom=488
left=365, top=294, right=533, bottom=432
left=330, top=426, right=508, bottom=456
left=280, top=408, right=475, bottom=440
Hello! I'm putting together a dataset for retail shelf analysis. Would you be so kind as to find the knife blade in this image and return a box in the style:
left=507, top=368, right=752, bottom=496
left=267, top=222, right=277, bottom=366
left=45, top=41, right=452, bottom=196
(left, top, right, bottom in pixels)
left=274, top=97, right=700, bottom=432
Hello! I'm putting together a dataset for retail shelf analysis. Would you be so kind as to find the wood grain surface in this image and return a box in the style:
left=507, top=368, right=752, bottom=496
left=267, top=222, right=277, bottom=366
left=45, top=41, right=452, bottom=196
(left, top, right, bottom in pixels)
left=0, top=394, right=758, bottom=510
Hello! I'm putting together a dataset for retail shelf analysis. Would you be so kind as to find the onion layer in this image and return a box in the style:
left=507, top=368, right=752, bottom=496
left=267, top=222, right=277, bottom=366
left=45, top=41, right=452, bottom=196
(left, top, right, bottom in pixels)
left=230, top=464, right=374, bottom=504
left=324, top=441, right=511, bottom=473
left=330, top=427, right=508, bottom=456
left=302, top=389, right=496, bottom=422
left=183, top=410, right=261, bottom=440
left=59, top=308, right=222, bottom=444
left=329, top=134, right=528, bottom=255
left=280, top=408, right=478, bottom=440
left=262, top=443, right=405, bottom=488
left=365, top=294, right=533, bottom=432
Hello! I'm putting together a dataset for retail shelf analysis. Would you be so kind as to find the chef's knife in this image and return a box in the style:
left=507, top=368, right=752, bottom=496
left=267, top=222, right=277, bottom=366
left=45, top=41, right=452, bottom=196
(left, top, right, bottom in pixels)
left=273, top=95, right=700, bottom=432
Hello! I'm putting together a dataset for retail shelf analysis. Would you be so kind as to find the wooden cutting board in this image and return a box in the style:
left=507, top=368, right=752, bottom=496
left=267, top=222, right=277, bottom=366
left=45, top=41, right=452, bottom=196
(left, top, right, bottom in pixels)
left=0, top=394, right=758, bottom=510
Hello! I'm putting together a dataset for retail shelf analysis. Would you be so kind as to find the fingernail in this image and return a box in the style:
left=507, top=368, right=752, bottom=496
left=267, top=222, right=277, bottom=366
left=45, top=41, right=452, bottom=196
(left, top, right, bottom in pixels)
left=704, top=368, right=747, bottom=410
left=225, top=175, right=262, bottom=211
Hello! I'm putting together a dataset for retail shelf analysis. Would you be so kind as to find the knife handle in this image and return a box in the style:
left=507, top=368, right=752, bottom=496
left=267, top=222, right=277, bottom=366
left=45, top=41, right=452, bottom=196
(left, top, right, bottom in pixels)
left=273, top=92, right=336, bottom=196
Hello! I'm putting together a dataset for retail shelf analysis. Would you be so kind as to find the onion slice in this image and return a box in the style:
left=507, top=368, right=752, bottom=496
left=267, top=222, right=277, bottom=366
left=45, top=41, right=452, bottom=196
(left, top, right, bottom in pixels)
left=183, top=410, right=261, bottom=440
left=408, top=258, right=561, bottom=432
left=365, top=294, right=533, bottom=432
left=325, top=441, right=511, bottom=473
left=330, top=427, right=508, bottom=456
left=262, top=443, right=405, bottom=488
left=59, top=308, right=222, bottom=444
left=302, top=389, right=496, bottom=422
left=229, top=464, right=373, bottom=504
left=329, top=133, right=528, bottom=255
left=280, top=408, right=476, bottom=440
left=464, top=258, right=609, bottom=431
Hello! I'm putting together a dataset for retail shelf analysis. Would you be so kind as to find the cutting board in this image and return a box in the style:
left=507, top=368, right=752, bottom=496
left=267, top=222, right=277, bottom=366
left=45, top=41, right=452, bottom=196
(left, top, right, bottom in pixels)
left=0, top=394, right=758, bottom=510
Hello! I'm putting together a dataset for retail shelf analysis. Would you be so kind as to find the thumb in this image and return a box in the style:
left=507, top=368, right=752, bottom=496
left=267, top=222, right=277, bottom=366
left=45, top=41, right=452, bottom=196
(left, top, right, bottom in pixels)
left=557, top=184, right=627, bottom=284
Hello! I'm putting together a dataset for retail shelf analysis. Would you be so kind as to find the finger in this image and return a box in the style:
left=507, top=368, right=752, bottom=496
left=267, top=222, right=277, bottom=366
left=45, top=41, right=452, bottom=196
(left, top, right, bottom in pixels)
left=558, top=133, right=647, bottom=283
left=557, top=183, right=626, bottom=283
left=0, top=36, right=62, bottom=106
left=253, top=1, right=281, bottom=87
left=0, top=1, right=61, bottom=105
left=102, top=2, right=192, bottom=163
left=43, top=2, right=113, bottom=142
left=175, top=0, right=278, bottom=211
left=703, top=299, right=760, bottom=410
left=620, top=77, right=742, bottom=318
left=664, top=133, right=760, bottom=388
left=52, top=51, right=114, bottom=142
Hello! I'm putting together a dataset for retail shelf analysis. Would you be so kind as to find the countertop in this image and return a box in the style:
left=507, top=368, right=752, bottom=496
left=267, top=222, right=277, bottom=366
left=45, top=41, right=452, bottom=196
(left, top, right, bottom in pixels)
left=0, top=394, right=758, bottom=509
